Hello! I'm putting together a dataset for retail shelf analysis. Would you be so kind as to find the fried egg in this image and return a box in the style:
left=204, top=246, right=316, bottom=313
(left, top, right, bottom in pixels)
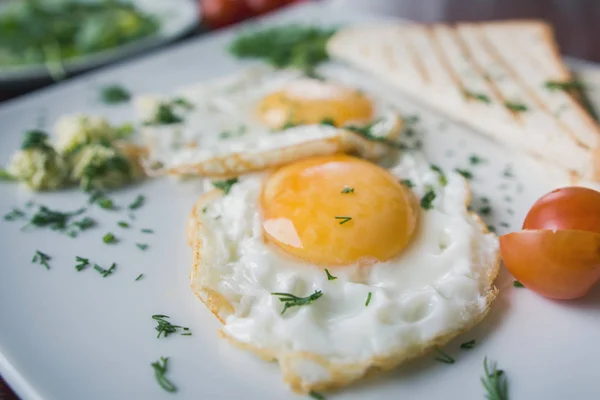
left=187, top=153, right=500, bottom=393
left=135, top=67, right=404, bottom=178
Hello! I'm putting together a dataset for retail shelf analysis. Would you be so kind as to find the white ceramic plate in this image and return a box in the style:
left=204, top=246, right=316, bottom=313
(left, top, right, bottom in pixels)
left=1, top=2, right=600, bottom=399
left=0, top=0, right=200, bottom=85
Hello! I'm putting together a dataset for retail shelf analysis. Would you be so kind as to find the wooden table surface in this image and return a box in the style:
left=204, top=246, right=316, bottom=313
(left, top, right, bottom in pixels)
left=0, top=0, right=598, bottom=398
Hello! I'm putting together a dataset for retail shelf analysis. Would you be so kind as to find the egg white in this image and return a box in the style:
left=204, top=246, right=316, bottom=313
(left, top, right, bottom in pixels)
left=188, top=152, right=500, bottom=393
left=135, top=67, right=403, bottom=178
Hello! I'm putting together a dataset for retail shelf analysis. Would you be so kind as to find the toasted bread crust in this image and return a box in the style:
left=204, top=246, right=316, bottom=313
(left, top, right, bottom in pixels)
left=328, top=20, right=600, bottom=182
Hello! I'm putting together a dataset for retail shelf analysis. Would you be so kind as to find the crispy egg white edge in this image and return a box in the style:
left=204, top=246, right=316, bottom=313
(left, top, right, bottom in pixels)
left=133, top=67, right=404, bottom=177
left=187, top=152, right=500, bottom=393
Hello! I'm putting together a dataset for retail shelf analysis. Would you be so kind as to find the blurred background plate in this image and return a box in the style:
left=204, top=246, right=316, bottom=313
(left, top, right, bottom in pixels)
left=0, top=0, right=200, bottom=88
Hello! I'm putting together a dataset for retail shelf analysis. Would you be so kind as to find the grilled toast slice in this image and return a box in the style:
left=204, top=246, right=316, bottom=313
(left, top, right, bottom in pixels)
left=328, top=21, right=600, bottom=181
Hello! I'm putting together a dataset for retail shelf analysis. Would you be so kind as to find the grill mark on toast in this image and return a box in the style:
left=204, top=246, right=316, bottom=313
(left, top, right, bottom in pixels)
left=476, top=25, right=590, bottom=151
left=450, top=26, right=523, bottom=124
left=426, top=26, right=467, bottom=98
left=403, top=28, right=430, bottom=84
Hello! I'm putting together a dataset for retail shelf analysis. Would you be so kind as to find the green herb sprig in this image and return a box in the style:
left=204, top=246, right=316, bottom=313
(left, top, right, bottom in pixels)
left=32, top=250, right=51, bottom=270
left=75, top=256, right=90, bottom=271
left=213, top=178, right=238, bottom=195
left=433, top=347, right=455, bottom=364
left=271, top=290, right=323, bottom=315
left=481, top=357, right=508, bottom=400
left=94, top=263, right=116, bottom=277
left=152, top=315, right=191, bottom=338
left=229, top=25, right=336, bottom=74
left=100, top=85, right=130, bottom=104
left=151, top=357, right=177, bottom=393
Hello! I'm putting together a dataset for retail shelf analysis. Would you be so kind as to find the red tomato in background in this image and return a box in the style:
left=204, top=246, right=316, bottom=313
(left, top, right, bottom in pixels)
left=200, top=0, right=300, bottom=28
left=200, top=0, right=252, bottom=29
left=245, top=0, right=291, bottom=15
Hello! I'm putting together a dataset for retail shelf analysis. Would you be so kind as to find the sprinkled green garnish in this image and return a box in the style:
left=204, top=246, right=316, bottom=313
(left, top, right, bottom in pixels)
left=320, top=117, right=335, bottom=126
left=75, top=256, right=90, bottom=271
left=504, top=195, right=513, bottom=203
left=21, top=130, right=53, bottom=151
left=219, top=125, right=247, bottom=139
left=0, top=169, right=16, bottom=181
left=94, top=263, right=116, bottom=277
left=71, top=217, right=96, bottom=232
left=151, top=357, right=177, bottom=393
left=26, top=206, right=86, bottom=233
left=504, top=101, right=528, bottom=112
left=404, top=114, right=420, bottom=124
left=400, top=179, right=414, bottom=188
left=213, top=178, right=238, bottom=195
left=32, top=250, right=51, bottom=270
left=325, top=268, right=337, bottom=281
left=152, top=314, right=191, bottom=338
left=345, top=119, right=406, bottom=149
left=341, top=187, right=354, bottom=194
left=365, top=292, right=372, bottom=306
left=89, top=192, right=115, bottom=210
left=118, top=221, right=130, bottom=228
left=136, top=243, right=149, bottom=251
left=433, top=347, right=455, bottom=364
left=100, top=85, right=130, bottom=104
left=455, top=168, right=473, bottom=180
left=141, top=228, right=154, bottom=234
left=129, top=195, right=145, bottom=210
left=545, top=80, right=585, bottom=91
left=4, top=208, right=25, bottom=221
left=502, top=165, right=514, bottom=178
left=335, top=216, right=352, bottom=225
left=271, top=290, right=323, bottom=315
left=145, top=103, right=183, bottom=126
left=135, top=273, right=144, bottom=281
left=487, top=225, right=497, bottom=233
left=171, top=97, right=194, bottom=110
left=507, top=209, right=514, bottom=216
left=229, top=25, right=336, bottom=74
left=479, top=206, right=492, bottom=216
left=513, top=280, right=525, bottom=288
left=420, top=186, right=436, bottom=210
left=481, top=357, right=508, bottom=400
left=464, top=90, right=491, bottom=104
left=430, top=165, right=447, bottom=186
left=500, top=222, right=510, bottom=228
left=103, top=232, right=117, bottom=244
left=469, top=155, right=485, bottom=165
left=481, top=197, right=490, bottom=204
left=460, top=339, right=476, bottom=350
left=309, top=391, right=326, bottom=400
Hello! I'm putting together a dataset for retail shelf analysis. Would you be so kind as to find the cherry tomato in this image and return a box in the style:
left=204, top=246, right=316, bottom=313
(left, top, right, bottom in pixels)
left=500, top=229, right=600, bottom=299
left=523, top=186, right=600, bottom=234
left=245, top=0, right=288, bottom=15
left=201, top=0, right=251, bottom=29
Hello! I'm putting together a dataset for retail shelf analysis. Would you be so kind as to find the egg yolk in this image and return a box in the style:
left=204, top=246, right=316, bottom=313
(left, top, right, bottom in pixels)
left=257, top=79, right=374, bottom=129
left=261, top=155, right=418, bottom=266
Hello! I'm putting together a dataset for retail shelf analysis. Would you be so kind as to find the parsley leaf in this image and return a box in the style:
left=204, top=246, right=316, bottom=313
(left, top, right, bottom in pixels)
left=100, top=85, right=130, bottom=104
left=229, top=25, right=336, bottom=74
left=212, top=178, right=238, bottom=195
left=420, top=186, right=436, bottom=210
left=325, top=268, right=337, bottom=281
left=271, top=290, right=323, bottom=315
left=32, top=250, right=51, bottom=270
left=504, top=101, right=528, bottom=112
left=151, top=357, right=177, bottom=393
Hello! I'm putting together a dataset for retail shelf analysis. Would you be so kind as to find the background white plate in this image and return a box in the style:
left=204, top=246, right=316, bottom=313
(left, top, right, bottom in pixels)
left=0, top=0, right=200, bottom=85
left=1, top=2, right=600, bottom=399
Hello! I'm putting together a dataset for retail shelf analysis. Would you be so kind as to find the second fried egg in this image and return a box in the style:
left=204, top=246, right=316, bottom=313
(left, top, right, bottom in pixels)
left=135, top=66, right=404, bottom=178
